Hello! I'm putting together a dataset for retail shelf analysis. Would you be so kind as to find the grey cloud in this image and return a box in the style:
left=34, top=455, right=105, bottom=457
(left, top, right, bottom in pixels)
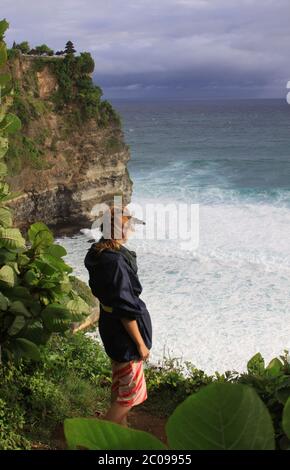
left=2, top=0, right=290, bottom=98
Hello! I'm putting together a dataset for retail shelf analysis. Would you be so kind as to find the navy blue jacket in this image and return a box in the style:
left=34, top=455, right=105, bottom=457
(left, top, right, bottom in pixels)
left=84, top=240, right=152, bottom=362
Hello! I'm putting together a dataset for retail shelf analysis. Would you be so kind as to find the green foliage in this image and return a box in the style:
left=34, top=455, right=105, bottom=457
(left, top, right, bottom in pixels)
left=0, top=398, right=31, bottom=449
left=7, top=133, right=50, bottom=173
left=51, top=53, right=102, bottom=121
left=69, top=275, right=98, bottom=308
left=0, top=221, right=90, bottom=362
left=105, top=135, right=124, bottom=154
left=78, top=52, right=94, bottom=74
left=51, top=53, right=120, bottom=125
left=0, top=333, right=111, bottom=449
left=7, top=38, right=120, bottom=142
left=65, top=418, right=166, bottom=450
left=7, top=48, right=21, bottom=60
left=238, top=351, right=290, bottom=449
left=282, top=397, right=290, bottom=441
left=144, top=351, right=290, bottom=449
left=12, top=94, right=47, bottom=126
left=99, top=100, right=121, bottom=127
left=247, top=352, right=265, bottom=374
left=41, top=332, right=111, bottom=387
left=64, top=41, right=76, bottom=55
left=144, top=357, right=216, bottom=416
left=14, top=41, right=30, bottom=54
left=35, top=44, right=54, bottom=56
left=167, top=383, right=274, bottom=450
left=64, top=382, right=276, bottom=450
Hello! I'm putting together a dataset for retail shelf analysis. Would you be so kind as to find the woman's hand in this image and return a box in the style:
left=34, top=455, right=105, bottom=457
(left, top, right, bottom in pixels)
left=137, top=342, right=150, bottom=361
left=121, top=318, right=151, bottom=361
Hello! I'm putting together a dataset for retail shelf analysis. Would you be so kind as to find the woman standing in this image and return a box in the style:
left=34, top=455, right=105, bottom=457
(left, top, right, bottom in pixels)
left=84, top=207, right=152, bottom=427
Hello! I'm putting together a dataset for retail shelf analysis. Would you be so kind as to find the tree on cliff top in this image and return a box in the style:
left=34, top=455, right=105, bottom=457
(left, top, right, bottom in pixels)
left=65, top=41, right=76, bottom=55
left=14, top=41, right=30, bottom=54
left=35, top=44, right=54, bottom=56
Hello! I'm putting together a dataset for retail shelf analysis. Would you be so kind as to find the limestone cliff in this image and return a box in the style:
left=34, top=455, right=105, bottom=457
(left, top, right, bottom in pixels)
left=5, top=53, right=132, bottom=236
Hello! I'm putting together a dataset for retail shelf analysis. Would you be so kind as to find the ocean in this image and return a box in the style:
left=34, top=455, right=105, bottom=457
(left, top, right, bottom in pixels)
left=56, top=99, right=290, bottom=373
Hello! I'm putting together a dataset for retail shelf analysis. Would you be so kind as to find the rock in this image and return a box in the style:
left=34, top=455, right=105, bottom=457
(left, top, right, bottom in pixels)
left=6, top=55, right=133, bottom=236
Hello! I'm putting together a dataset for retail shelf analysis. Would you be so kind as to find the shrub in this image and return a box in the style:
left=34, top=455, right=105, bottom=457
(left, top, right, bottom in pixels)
left=0, top=332, right=111, bottom=449
left=0, top=398, right=31, bottom=450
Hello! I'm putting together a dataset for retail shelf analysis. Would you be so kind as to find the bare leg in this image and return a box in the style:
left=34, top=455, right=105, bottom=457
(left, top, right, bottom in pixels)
left=111, top=389, right=118, bottom=405
left=121, top=414, right=128, bottom=427
left=103, top=401, right=132, bottom=425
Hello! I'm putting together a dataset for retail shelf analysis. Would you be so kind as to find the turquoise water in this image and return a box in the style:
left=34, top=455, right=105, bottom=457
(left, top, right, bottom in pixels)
left=58, top=99, right=290, bottom=372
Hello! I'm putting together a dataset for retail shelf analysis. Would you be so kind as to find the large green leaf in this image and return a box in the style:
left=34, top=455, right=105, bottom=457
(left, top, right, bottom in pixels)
left=166, top=383, right=275, bottom=450
left=9, top=300, right=31, bottom=317
left=0, top=136, right=8, bottom=159
left=0, top=160, right=7, bottom=177
left=0, top=42, right=7, bottom=67
left=47, top=244, right=67, bottom=258
left=23, top=269, right=39, bottom=286
left=67, top=297, right=90, bottom=317
left=13, top=337, right=41, bottom=361
left=0, top=81, right=13, bottom=99
left=0, top=182, right=10, bottom=198
left=0, top=190, right=23, bottom=202
left=20, top=321, right=51, bottom=345
left=276, top=382, right=290, bottom=405
left=282, top=397, right=290, bottom=439
left=38, top=253, right=72, bottom=273
left=6, top=286, right=31, bottom=303
left=0, top=73, right=10, bottom=88
left=8, top=315, right=26, bottom=336
left=0, top=227, right=26, bottom=250
left=41, top=303, right=71, bottom=332
left=0, top=264, right=16, bottom=287
left=0, top=113, right=21, bottom=134
left=266, top=358, right=283, bottom=377
left=0, top=19, right=9, bottom=38
left=247, top=353, right=265, bottom=375
left=0, top=291, right=9, bottom=310
left=64, top=418, right=167, bottom=450
left=0, top=95, right=13, bottom=124
left=28, top=222, right=54, bottom=250
left=17, top=253, right=31, bottom=267
left=0, top=248, right=16, bottom=263
left=0, top=207, right=12, bottom=227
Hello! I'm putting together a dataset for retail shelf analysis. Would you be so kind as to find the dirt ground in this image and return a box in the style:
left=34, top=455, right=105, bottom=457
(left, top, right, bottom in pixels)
left=128, top=409, right=168, bottom=446
left=31, top=408, right=168, bottom=450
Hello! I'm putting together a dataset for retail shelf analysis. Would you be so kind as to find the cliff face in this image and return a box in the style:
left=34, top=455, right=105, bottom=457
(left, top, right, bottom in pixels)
left=5, top=54, right=132, bottom=235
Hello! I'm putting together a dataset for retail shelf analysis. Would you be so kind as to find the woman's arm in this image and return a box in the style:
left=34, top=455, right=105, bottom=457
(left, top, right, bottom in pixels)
left=71, top=309, right=99, bottom=334
left=120, top=318, right=150, bottom=360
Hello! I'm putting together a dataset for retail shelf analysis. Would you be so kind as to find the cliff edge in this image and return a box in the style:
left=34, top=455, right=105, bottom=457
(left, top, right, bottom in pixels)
left=5, top=52, right=133, bottom=235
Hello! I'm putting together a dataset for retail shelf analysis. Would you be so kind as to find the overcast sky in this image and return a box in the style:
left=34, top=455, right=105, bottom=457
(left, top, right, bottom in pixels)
left=2, top=0, right=290, bottom=99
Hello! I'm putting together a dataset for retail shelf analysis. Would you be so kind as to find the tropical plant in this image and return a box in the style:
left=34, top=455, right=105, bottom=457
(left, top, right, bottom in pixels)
left=238, top=351, right=290, bottom=448
left=0, top=332, right=111, bottom=449
left=0, top=19, right=90, bottom=363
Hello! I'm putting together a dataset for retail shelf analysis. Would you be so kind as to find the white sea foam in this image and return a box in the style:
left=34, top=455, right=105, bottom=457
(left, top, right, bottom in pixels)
left=57, top=193, right=290, bottom=374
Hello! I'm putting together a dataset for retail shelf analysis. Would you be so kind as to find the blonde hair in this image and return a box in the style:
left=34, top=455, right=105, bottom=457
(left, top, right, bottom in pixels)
left=93, top=238, right=122, bottom=254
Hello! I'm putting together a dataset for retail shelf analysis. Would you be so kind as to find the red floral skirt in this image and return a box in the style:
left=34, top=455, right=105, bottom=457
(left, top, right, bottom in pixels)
left=110, top=358, right=148, bottom=408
